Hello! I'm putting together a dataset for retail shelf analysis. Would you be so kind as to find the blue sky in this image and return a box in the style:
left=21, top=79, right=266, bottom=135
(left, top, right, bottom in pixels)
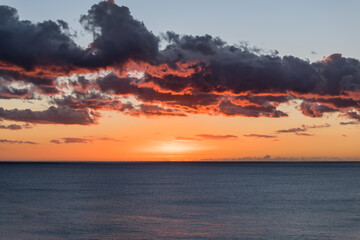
left=2, top=0, right=360, bottom=62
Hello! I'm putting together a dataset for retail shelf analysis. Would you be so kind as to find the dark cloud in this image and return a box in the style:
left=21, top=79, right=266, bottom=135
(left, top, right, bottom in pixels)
left=160, top=33, right=360, bottom=95
left=23, top=123, right=34, bottom=129
left=276, top=127, right=307, bottom=134
left=0, top=124, right=22, bottom=130
left=0, top=0, right=159, bottom=74
left=0, top=2, right=359, bottom=123
left=300, top=101, right=337, bottom=118
left=218, top=100, right=288, bottom=118
left=52, top=87, right=188, bottom=117
left=276, top=123, right=330, bottom=136
left=62, top=137, right=91, bottom=144
left=127, top=104, right=187, bottom=117
left=50, top=137, right=91, bottom=144
left=97, top=73, right=220, bottom=111
left=79, top=1, right=159, bottom=68
left=0, top=106, right=99, bottom=125
left=0, top=139, right=37, bottom=144
left=243, top=134, right=277, bottom=138
left=0, top=68, right=55, bottom=86
left=340, top=121, right=359, bottom=125
left=51, top=91, right=123, bottom=110
left=0, top=82, right=32, bottom=99
left=303, top=97, right=360, bottom=110
left=295, top=132, right=314, bottom=136
left=159, top=34, right=318, bottom=94
left=303, top=123, right=331, bottom=129
left=0, top=6, right=84, bottom=71
left=50, top=136, right=121, bottom=144
left=195, top=134, right=238, bottom=140
left=344, top=111, right=360, bottom=121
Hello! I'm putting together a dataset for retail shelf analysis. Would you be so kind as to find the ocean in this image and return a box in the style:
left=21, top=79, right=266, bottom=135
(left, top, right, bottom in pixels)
left=1, top=162, right=360, bottom=239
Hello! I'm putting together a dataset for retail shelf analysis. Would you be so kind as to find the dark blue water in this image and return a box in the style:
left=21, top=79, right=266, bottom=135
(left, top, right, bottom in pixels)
left=1, top=162, right=360, bottom=240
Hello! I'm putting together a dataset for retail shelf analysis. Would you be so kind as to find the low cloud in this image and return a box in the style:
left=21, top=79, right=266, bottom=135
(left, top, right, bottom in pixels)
left=0, top=106, right=99, bottom=125
left=50, top=139, right=61, bottom=144
left=0, top=124, right=22, bottom=130
left=63, top=138, right=91, bottom=144
left=0, top=139, right=38, bottom=144
left=295, top=132, right=314, bottom=136
left=300, top=102, right=337, bottom=118
left=276, top=127, right=307, bottom=133
left=243, top=134, right=277, bottom=138
left=50, top=136, right=121, bottom=144
left=276, top=123, right=330, bottom=136
left=340, top=121, right=359, bottom=125
left=303, top=123, right=331, bottom=129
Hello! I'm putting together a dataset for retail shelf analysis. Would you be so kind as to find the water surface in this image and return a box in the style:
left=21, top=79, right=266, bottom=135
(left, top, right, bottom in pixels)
left=1, top=162, right=360, bottom=239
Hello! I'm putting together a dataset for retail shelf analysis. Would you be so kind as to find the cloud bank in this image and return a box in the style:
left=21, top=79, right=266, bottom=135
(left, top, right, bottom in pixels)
left=0, top=1, right=359, bottom=126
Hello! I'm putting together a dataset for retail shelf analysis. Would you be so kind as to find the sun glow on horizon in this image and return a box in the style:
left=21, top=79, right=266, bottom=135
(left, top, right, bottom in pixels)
left=141, top=140, right=203, bottom=154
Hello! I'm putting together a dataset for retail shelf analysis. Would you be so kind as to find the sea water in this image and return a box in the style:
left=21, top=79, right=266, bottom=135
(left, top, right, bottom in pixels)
left=1, top=162, right=360, bottom=239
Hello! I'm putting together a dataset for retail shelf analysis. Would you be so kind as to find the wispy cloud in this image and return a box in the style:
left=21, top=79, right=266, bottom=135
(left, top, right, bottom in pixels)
left=276, top=123, right=330, bottom=136
left=0, top=124, right=22, bottom=130
left=50, top=136, right=122, bottom=144
left=303, top=123, right=331, bottom=129
left=0, top=139, right=38, bottom=144
left=0, top=122, right=34, bottom=130
left=243, top=134, right=277, bottom=139
left=276, top=127, right=307, bottom=134
left=295, top=132, right=314, bottom=137
left=50, top=139, right=61, bottom=144
left=340, top=121, right=359, bottom=125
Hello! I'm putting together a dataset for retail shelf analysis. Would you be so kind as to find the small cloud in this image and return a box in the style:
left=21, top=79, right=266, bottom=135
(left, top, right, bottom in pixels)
left=243, top=134, right=277, bottom=138
left=63, top=138, right=91, bottom=143
left=0, top=139, right=38, bottom=144
left=276, top=127, right=307, bottom=133
left=295, top=132, right=314, bottom=136
left=23, top=123, right=35, bottom=129
left=195, top=134, right=238, bottom=140
left=50, top=139, right=61, bottom=144
left=0, top=124, right=22, bottom=130
left=340, top=121, right=359, bottom=125
left=50, top=136, right=122, bottom=144
left=343, top=111, right=360, bottom=121
left=303, top=123, right=330, bottom=129
left=276, top=123, right=329, bottom=136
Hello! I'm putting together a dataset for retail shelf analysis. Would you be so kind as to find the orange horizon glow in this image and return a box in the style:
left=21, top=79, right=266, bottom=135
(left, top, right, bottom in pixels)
left=1, top=101, right=359, bottom=161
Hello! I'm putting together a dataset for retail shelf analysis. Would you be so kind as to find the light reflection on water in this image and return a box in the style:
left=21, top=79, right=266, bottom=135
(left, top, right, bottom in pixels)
left=1, top=162, right=360, bottom=239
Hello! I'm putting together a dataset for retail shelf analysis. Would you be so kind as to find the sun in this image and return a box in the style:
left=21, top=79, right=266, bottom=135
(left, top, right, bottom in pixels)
left=157, top=141, right=198, bottom=154
left=140, top=140, right=199, bottom=154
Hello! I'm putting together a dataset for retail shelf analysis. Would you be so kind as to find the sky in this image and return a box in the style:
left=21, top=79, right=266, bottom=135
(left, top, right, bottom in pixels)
left=0, top=0, right=359, bottom=161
